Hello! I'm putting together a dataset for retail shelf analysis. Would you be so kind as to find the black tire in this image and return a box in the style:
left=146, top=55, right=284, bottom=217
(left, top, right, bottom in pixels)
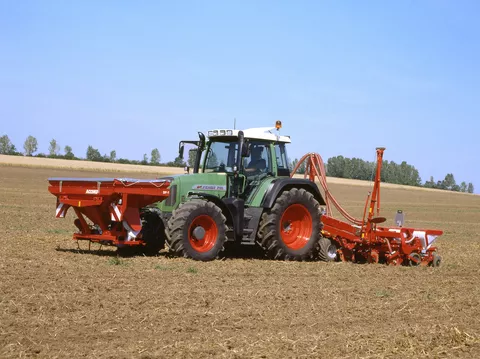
left=317, top=237, right=338, bottom=262
left=431, top=252, right=442, bottom=267
left=140, top=209, right=166, bottom=255
left=408, top=252, right=422, bottom=267
left=117, top=209, right=165, bottom=257
left=166, top=199, right=227, bottom=261
left=257, top=188, right=321, bottom=260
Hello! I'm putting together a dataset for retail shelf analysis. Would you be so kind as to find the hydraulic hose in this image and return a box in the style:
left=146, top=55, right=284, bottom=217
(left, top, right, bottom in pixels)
left=291, top=153, right=363, bottom=226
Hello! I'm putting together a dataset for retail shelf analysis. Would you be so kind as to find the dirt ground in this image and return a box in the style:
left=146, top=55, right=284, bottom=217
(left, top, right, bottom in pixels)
left=1, top=165, right=479, bottom=358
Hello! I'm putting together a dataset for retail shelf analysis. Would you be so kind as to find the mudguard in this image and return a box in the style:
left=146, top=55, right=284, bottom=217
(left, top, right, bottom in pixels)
left=260, top=178, right=326, bottom=208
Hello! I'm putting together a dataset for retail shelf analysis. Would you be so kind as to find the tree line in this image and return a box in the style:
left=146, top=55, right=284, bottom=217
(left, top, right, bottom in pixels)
left=0, top=134, right=186, bottom=167
left=0, top=134, right=475, bottom=193
left=291, top=155, right=475, bottom=194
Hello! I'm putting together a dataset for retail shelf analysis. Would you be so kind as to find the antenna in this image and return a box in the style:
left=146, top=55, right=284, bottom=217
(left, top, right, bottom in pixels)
left=234, top=118, right=236, bottom=130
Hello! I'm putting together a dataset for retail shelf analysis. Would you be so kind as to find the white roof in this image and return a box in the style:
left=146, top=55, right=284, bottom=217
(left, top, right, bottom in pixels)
left=207, top=127, right=291, bottom=143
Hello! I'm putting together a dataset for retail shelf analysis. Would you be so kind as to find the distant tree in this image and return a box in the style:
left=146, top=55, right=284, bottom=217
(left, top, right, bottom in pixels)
left=86, top=145, right=102, bottom=161
left=174, top=156, right=185, bottom=167
left=436, top=180, right=446, bottom=190
left=109, top=150, right=116, bottom=162
left=298, top=160, right=306, bottom=174
left=0, top=135, right=17, bottom=155
left=150, top=148, right=160, bottom=165
left=442, top=173, right=456, bottom=191
left=460, top=181, right=467, bottom=192
left=326, top=156, right=345, bottom=178
left=48, top=139, right=60, bottom=157
left=288, top=158, right=294, bottom=172
left=206, top=153, right=219, bottom=168
left=142, top=153, right=148, bottom=165
left=23, top=136, right=38, bottom=156
left=117, top=158, right=132, bottom=164
left=290, top=158, right=306, bottom=174
left=291, top=158, right=299, bottom=172
left=64, top=145, right=75, bottom=160
left=188, top=149, right=197, bottom=167
left=467, top=183, right=474, bottom=194
left=424, top=176, right=436, bottom=188
left=451, top=184, right=460, bottom=192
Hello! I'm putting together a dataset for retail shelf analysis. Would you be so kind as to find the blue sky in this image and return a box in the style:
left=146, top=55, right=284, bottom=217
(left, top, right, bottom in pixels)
left=1, top=0, right=479, bottom=191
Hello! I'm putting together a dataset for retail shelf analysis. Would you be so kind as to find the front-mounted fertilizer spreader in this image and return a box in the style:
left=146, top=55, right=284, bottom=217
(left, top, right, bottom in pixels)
left=48, top=177, right=171, bottom=250
left=47, top=123, right=444, bottom=265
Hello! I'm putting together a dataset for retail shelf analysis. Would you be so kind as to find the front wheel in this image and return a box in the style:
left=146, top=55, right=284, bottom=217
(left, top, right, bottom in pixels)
left=166, top=199, right=227, bottom=261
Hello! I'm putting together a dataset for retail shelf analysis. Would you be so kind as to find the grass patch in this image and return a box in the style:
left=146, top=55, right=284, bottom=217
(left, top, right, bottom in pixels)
left=187, top=266, right=198, bottom=274
left=154, top=265, right=173, bottom=271
left=108, top=257, right=127, bottom=266
left=46, top=228, right=71, bottom=234
left=375, top=289, right=393, bottom=298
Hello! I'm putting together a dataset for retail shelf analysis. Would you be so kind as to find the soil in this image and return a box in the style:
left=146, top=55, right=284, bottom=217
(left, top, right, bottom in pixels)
left=1, top=165, right=479, bottom=358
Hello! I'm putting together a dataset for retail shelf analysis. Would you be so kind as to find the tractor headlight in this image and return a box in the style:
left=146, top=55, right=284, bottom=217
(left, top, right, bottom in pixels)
left=226, top=130, right=233, bottom=135
left=220, top=130, right=226, bottom=135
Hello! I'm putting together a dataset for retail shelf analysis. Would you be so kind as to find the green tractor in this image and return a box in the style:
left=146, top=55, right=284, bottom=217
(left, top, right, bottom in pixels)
left=148, top=122, right=327, bottom=261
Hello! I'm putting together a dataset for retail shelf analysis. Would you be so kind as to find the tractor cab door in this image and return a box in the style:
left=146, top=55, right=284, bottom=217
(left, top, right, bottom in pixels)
left=242, top=141, right=272, bottom=178
left=240, top=141, right=273, bottom=200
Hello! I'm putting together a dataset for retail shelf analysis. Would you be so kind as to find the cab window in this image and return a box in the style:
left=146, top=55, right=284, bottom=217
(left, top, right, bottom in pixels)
left=243, top=141, right=272, bottom=177
left=275, top=143, right=290, bottom=176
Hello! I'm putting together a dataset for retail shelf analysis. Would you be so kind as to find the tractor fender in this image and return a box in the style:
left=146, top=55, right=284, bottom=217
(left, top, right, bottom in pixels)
left=189, top=193, right=244, bottom=241
left=260, top=178, right=326, bottom=208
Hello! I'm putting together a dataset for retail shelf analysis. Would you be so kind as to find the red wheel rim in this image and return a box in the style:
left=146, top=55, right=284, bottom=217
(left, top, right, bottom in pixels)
left=279, top=204, right=313, bottom=250
left=188, top=215, right=218, bottom=253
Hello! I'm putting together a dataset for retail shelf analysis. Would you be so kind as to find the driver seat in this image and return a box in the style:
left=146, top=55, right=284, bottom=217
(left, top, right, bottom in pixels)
left=247, top=147, right=267, bottom=171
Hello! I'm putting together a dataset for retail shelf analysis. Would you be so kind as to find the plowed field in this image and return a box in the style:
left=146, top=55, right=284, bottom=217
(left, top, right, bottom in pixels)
left=1, top=165, right=479, bottom=358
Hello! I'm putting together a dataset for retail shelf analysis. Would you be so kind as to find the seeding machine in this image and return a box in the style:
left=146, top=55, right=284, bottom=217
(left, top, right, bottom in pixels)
left=48, top=122, right=443, bottom=266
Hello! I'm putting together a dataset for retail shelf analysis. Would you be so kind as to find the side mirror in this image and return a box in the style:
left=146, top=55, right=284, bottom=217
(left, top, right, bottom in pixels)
left=178, top=142, right=184, bottom=159
left=198, top=132, right=205, bottom=150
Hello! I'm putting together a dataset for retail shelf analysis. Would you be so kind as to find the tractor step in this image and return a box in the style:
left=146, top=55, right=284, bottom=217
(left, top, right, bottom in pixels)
left=241, top=228, right=256, bottom=245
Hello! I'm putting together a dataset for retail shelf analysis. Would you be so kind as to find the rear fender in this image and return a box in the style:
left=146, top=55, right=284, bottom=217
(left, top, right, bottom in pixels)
left=261, top=178, right=326, bottom=208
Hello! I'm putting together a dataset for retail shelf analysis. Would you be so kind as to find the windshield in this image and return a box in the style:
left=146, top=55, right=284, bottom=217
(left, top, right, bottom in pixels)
left=203, top=139, right=274, bottom=177
left=204, top=141, right=238, bottom=173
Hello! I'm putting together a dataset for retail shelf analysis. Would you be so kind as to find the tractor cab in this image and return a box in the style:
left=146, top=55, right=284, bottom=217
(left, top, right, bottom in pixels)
left=179, top=122, right=292, bottom=200
left=181, top=122, right=291, bottom=177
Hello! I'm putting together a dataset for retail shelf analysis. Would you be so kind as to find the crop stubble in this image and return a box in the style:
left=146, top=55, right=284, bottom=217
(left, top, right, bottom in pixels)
left=1, top=165, right=479, bottom=358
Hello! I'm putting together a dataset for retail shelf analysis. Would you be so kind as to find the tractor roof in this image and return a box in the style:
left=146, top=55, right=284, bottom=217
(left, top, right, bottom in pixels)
left=207, top=127, right=291, bottom=143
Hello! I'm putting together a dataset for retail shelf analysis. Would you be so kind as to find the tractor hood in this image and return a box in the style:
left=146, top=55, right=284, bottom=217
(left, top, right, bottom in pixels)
left=157, top=172, right=229, bottom=212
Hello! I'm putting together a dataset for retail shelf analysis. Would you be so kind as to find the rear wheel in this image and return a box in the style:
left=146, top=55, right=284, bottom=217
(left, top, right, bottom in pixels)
left=166, top=199, right=227, bottom=261
left=258, top=188, right=321, bottom=260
